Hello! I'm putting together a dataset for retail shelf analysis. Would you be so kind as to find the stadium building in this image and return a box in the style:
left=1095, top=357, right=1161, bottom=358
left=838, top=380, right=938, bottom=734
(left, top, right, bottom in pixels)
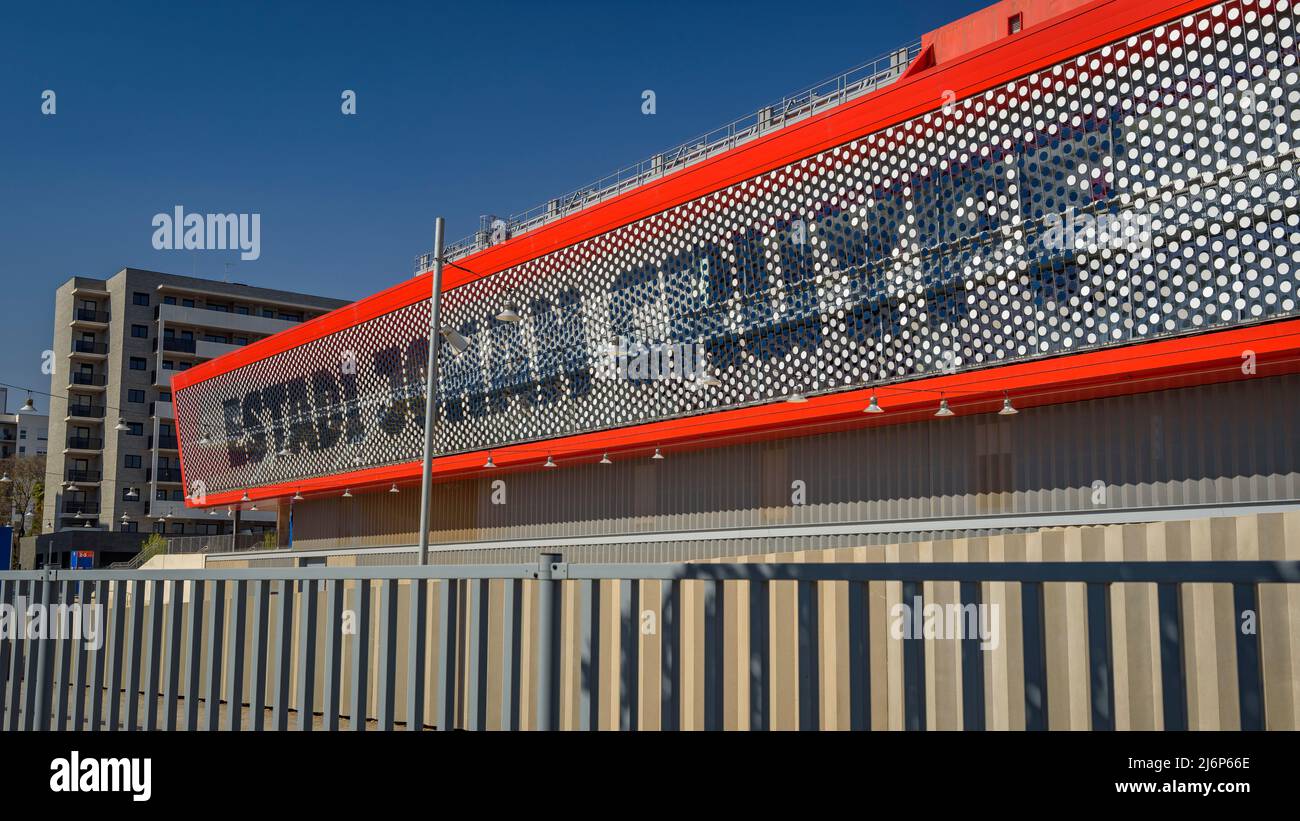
left=173, top=0, right=1300, bottom=564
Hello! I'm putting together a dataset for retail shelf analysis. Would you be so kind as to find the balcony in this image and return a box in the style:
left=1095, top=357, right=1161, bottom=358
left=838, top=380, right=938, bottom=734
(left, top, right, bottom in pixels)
left=152, top=369, right=173, bottom=388
left=62, top=501, right=101, bottom=515
left=149, top=401, right=175, bottom=419
left=154, top=435, right=179, bottom=450
left=161, top=336, right=197, bottom=354
left=66, top=403, right=106, bottom=419
left=69, top=372, right=107, bottom=387
left=72, top=308, right=110, bottom=325
left=65, top=435, right=103, bottom=450
left=157, top=303, right=304, bottom=338
left=149, top=467, right=183, bottom=483
left=70, top=339, right=108, bottom=357
left=65, top=469, right=102, bottom=483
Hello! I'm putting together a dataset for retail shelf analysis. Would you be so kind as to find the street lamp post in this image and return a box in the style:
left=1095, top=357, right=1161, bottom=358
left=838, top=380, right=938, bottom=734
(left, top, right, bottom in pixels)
left=416, top=217, right=446, bottom=566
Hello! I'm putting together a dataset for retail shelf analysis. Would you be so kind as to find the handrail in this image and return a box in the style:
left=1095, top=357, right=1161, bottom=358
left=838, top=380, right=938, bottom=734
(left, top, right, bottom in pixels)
left=414, top=39, right=920, bottom=271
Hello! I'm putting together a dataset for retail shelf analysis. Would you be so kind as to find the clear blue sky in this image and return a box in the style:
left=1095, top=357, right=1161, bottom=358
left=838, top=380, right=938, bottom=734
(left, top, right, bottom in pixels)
left=0, top=0, right=984, bottom=413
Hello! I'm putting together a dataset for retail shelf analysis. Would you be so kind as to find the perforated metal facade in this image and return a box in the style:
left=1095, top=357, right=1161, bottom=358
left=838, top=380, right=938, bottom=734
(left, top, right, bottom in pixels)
left=175, top=0, right=1300, bottom=497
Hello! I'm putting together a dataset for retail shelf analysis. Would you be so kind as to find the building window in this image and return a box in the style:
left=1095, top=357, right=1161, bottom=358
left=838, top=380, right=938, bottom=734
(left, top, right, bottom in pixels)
left=163, top=296, right=177, bottom=305
left=128, top=389, right=145, bottom=403
left=263, top=309, right=275, bottom=318
left=120, top=522, right=138, bottom=533
left=121, top=487, right=137, bottom=501
left=129, top=357, right=146, bottom=370
left=171, top=523, right=184, bottom=535
left=124, top=454, right=141, bottom=469
left=153, top=521, right=165, bottom=534
left=235, top=337, right=249, bottom=346
left=236, top=306, right=249, bottom=315
left=182, top=299, right=195, bottom=308
left=162, top=360, right=174, bottom=370
left=126, top=422, right=143, bottom=436
left=131, top=324, right=149, bottom=338
left=18, top=430, right=25, bottom=439
left=132, top=292, right=150, bottom=306
left=158, top=391, right=172, bottom=401
left=156, top=489, right=167, bottom=501
left=170, top=489, right=184, bottom=501
left=1008, top=13, right=1022, bottom=33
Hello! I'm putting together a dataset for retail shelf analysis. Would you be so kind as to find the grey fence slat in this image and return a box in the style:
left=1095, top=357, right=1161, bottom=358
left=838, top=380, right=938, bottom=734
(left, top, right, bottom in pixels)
left=53, top=581, right=73, bottom=730
left=71, top=581, right=91, bottom=731
left=296, top=579, right=320, bottom=731
left=183, top=580, right=206, bottom=730
left=375, top=579, right=397, bottom=731
left=271, top=580, right=295, bottom=731
left=1157, top=582, right=1187, bottom=732
left=88, top=580, right=108, bottom=730
left=203, top=579, right=226, bottom=731
left=619, top=578, right=639, bottom=731
left=142, top=580, right=164, bottom=730
left=703, top=579, right=722, bottom=731
left=901, top=580, right=925, bottom=731
left=406, top=579, right=427, bottom=731
left=322, top=580, right=343, bottom=731
left=465, top=579, right=483, bottom=731
left=11, top=580, right=31, bottom=731
left=749, top=579, right=769, bottom=732
left=163, top=580, right=185, bottom=731
left=659, top=579, right=677, bottom=732
left=224, top=580, right=248, bottom=732
left=1232, top=583, right=1264, bottom=731
left=248, top=581, right=271, bottom=731
left=847, top=581, right=870, bottom=731
left=105, top=580, right=127, bottom=731
left=350, top=579, right=371, bottom=731
left=436, top=579, right=456, bottom=731
left=1021, top=581, right=1048, bottom=731
left=797, top=579, right=819, bottom=731
left=29, top=577, right=52, bottom=730
left=0, top=580, right=16, bottom=731
left=123, top=579, right=146, bottom=731
left=578, top=579, right=596, bottom=731
left=500, top=579, right=519, bottom=731
left=1086, top=582, right=1114, bottom=731
left=959, top=580, right=985, bottom=731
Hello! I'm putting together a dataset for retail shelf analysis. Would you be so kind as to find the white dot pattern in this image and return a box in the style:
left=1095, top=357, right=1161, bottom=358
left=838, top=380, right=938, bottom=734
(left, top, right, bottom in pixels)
left=176, top=0, right=1300, bottom=495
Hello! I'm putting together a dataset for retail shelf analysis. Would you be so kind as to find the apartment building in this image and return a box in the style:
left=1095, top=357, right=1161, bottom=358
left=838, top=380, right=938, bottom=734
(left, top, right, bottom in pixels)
left=42, top=268, right=347, bottom=554
left=0, top=387, right=49, bottom=459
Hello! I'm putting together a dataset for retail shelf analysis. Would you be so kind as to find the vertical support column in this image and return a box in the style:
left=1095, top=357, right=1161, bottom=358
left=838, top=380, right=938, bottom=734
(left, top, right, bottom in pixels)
left=619, top=579, right=639, bottom=731
left=406, top=579, right=427, bottom=731
left=959, top=580, right=986, bottom=731
left=1157, top=582, right=1187, bottom=732
left=901, top=580, right=926, bottom=731
left=535, top=553, right=562, bottom=731
left=1086, top=582, right=1115, bottom=731
left=1021, top=581, right=1048, bottom=731
left=1232, top=583, right=1264, bottom=731
left=749, top=578, right=770, bottom=732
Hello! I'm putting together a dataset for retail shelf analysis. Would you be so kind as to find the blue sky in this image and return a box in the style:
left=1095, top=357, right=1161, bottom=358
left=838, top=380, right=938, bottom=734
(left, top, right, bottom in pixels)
left=0, top=0, right=984, bottom=413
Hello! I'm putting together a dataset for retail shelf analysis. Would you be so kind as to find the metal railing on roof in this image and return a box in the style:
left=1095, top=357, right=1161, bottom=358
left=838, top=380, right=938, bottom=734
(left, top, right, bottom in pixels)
left=414, top=39, right=921, bottom=273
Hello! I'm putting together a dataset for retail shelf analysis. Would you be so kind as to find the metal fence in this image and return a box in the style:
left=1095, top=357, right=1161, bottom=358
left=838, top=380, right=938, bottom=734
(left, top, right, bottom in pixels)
left=2, top=558, right=1300, bottom=732
left=166, top=534, right=276, bottom=556
left=0, top=558, right=1296, bottom=731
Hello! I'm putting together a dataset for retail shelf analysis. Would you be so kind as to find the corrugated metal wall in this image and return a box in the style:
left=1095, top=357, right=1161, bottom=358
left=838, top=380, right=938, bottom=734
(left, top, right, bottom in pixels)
left=287, top=375, right=1300, bottom=558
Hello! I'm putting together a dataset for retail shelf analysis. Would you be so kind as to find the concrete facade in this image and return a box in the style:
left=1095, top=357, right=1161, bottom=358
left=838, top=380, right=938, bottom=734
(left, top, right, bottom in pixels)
left=42, top=268, right=347, bottom=562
